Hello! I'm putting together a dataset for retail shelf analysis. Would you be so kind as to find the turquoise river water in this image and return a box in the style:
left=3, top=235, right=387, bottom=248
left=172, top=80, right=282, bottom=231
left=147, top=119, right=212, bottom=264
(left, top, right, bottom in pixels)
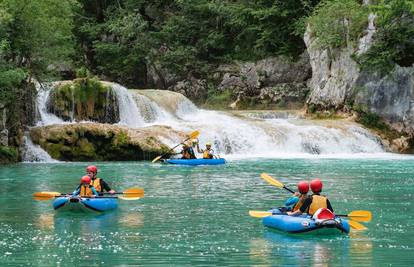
left=0, top=158, right=413, bottom=266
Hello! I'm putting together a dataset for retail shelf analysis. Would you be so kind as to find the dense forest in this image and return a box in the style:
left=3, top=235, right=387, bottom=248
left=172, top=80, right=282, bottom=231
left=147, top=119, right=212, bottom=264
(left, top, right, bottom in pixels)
left=1, top=0, right=414, bottom=161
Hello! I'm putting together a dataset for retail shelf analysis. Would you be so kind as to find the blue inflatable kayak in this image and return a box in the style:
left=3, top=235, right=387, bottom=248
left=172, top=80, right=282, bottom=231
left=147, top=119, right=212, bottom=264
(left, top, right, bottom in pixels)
left=53, top=196, right=118, bottom=213
left=263, top=208, right=350, bottom=235
left=165, top=158, right=226, bottom=165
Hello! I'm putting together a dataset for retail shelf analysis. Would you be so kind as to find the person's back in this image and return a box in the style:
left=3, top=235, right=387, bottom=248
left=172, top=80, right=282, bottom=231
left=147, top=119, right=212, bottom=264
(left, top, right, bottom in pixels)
left=300, top=179, right=333, bottom=216
left=284, top=181, right=309, bottom=212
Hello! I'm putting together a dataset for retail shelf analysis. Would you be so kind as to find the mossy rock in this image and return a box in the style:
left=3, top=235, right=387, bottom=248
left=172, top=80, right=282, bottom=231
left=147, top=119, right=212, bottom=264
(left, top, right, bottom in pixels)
left=0, top=145, right=19, bottom=164
left=29, top=123, right=179, bottom=161
left=47, top=78, right=120, bottom=123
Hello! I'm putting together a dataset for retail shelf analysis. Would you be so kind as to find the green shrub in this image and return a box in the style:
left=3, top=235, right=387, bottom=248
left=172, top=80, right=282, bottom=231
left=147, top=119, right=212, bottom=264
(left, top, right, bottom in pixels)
left=0, top=145, right=18, bottom=164
left=358, top=0, right=414, bottom=74
left=308, top=0, right=368, bottom=49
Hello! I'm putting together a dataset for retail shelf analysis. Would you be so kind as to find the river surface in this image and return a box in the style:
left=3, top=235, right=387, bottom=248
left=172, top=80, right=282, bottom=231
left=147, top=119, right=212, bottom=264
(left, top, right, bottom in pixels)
left=0, top=158, right=413, bottom=266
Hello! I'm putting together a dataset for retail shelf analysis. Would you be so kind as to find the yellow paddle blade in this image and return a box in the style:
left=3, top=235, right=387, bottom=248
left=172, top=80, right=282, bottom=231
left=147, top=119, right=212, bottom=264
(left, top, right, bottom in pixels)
left=349, top=220, right=368, bottom=231
left=348, top=210, right=372, bottom=222
left=118, top=196, right=142, bottom=200
left=152, top=156, right=162, bottom=163
left=249, top=210, right=273, bottom=218
left=122, top=188, right=144, bottom=198
left=260, top=173, right=284, bottom=188
left=188, top=130, right=200, bottom=139
left=33, top=191, right=61, bottom=200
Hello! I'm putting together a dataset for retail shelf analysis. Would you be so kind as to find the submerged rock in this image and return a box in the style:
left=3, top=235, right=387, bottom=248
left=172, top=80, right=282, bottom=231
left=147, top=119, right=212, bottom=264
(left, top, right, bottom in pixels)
left=29, top=123, right=180, bottom=161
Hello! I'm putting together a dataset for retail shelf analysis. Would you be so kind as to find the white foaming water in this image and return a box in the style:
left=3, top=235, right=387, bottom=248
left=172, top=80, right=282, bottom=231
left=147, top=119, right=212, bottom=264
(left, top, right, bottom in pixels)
left=33, top=82, right=392, bottom=159
left=35, top=82, right=64, bottom=126
left=22, top=133, right=58, bottom=163
left=110, top=83, right=145, bottom=128
left=128, top=90, right=175, bottom=124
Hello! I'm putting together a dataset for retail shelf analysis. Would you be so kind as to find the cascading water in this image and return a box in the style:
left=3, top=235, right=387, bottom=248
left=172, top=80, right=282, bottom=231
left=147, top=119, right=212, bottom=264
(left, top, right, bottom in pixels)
left=129, top=90, right=385, bottom=157
left=33, top=81, right=387, bottom=160
left=107, top=83, right=145, bottom=128
left=21, top=132, right=58, bottom=162
left=35, top=82, right=64, bottom=126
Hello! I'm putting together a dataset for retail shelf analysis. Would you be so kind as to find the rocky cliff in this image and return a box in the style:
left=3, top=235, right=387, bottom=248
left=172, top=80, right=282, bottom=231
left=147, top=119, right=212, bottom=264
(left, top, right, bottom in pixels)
left=305, top=13, right=414, bottom=152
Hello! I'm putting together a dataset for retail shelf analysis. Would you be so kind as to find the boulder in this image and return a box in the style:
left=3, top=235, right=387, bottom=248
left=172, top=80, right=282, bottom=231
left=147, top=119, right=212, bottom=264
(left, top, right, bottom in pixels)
left=29, top=123, right=183, bottom=161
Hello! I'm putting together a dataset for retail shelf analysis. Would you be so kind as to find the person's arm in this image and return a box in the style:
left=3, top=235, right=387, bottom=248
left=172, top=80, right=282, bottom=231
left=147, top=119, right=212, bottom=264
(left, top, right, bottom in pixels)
left=299, top=197, right=311, bottom=213
left=101, top=179, right=115, bottom=194
left=196, top=144, right=203, bottom=153
left=326, top=199, right=334, bottom=213
left=72, top=185, right=81, bottom=195
left=288, top=197, right=311, bottom=215
left=91, top=186, right=99, bottom=197
left=284, top=196, right=299, bottom=207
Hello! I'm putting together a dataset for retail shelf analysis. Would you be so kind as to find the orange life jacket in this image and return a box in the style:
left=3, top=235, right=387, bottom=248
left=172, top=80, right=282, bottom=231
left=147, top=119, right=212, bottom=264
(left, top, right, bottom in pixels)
left=80, top=184, right=94, bottom=197
left=292, top=195, right=307, bottom=212
left=90, top=178, right=102, bottom=192
left=308, top=195, right=327, bottom=215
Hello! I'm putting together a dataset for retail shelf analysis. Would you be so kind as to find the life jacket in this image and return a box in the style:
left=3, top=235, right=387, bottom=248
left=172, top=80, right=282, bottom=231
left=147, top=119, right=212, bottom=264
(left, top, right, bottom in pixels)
left=292, top=195, right=307, bottom=212
left=308, top=194, right=327, bottom=215
left=203, top=149, right=213, bottom=159
left=90, top=178, right=102, bottom=192
left=79, top=184, right=94, bottom=197
left=182, top=149, right=192, bottom=159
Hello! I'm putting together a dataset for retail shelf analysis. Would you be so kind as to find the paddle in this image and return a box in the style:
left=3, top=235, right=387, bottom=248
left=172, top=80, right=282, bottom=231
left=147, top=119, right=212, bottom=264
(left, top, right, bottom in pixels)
left=335, top=210, right=372, bottom=222
left=260, top=173, right=295, bottom=193
left=152, top=130, right=200, bottom=163
left=348, top=220, right=367, bottom=231
left=33, top=187, right=144, bottom=200
left=249, top=210, right=368, bottom=230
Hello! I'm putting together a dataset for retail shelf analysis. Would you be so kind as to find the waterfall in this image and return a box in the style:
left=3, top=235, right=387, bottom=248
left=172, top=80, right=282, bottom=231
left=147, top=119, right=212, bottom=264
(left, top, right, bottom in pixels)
left=126, top=90, right=384, bottom=157
left=35, top=82, right=64, bottom=126
left=110, top=83, right=145, bottom=128
left=32, top=81, right=387, bottom=160
left=21, top=133, right=58, bottom=163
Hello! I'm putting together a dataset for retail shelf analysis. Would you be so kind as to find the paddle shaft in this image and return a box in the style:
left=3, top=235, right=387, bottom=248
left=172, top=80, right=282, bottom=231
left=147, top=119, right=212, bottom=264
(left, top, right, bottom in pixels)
left=158, top=137, right=192, bottom=159
left=283, top=186, right=295, bottom=194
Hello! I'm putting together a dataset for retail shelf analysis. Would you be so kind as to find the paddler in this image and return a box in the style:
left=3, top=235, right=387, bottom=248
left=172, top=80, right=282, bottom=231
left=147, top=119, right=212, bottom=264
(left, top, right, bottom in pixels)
left=287, top=179, right=333, bottom=216
left=196, top=140, right=216, bottom=159
left=86, top=165, right=116, bottom=195
left=178, top=142, right=197, bottom=159
left=283, top=181, right=309, bottom=212
left=72, top=175, right=99, bottom=197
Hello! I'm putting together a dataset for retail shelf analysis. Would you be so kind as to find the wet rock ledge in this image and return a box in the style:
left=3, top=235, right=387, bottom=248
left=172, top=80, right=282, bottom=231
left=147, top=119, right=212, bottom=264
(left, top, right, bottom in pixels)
left=30, top=123, right=181, bottom=161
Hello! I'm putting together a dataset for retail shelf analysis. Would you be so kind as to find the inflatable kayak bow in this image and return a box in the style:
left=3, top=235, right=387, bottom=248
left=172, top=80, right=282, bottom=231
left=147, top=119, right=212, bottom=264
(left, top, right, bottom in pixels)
left=165, top=158, right=226, bottom=166
left=53, top=196, right=118, bottom=213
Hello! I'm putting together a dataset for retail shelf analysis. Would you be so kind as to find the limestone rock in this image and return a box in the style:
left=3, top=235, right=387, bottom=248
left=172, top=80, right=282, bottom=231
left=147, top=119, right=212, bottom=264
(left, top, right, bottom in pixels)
left=29, top=123, right=183, bottom=161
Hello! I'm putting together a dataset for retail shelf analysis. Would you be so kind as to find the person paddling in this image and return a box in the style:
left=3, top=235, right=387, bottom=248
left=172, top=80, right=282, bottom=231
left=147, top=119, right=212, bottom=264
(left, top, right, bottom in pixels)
left=196, top=141, right=216, bottom=159
left=178, top=142, right=197, bottom=159
left=284, top=181, right=309, bottom=212
left=287, top=179, right=333, bottom=216
left=86, top=165, right=116, bottom=195
left=72, top=175, right=99, bottom=197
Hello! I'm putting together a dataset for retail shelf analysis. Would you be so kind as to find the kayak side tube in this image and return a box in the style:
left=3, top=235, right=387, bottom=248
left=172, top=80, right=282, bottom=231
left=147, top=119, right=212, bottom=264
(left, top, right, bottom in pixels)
left=262, top=210, right=350, bottom=234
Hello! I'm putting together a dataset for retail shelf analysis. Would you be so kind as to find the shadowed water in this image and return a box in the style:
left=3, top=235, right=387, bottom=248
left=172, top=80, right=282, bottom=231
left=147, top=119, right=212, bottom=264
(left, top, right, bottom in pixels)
left=0, top=159, right=413, bottom=266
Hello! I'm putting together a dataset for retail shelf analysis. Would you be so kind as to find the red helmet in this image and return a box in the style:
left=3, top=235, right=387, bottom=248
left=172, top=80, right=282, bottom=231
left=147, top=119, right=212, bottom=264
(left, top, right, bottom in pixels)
left=297, top=181, right=309, bottom=194
left=310, top=179, right=323, bottom=193
left=86, top=165, right=97, bottom=174
left=80, top=175, right=91, bottom=184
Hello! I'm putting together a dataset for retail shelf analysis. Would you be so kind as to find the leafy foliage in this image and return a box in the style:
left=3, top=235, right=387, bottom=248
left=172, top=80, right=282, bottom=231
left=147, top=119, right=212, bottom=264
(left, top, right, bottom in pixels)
left=359, top=0, right=414, bottom=73
left=308, top=0, right=368, bottom=49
